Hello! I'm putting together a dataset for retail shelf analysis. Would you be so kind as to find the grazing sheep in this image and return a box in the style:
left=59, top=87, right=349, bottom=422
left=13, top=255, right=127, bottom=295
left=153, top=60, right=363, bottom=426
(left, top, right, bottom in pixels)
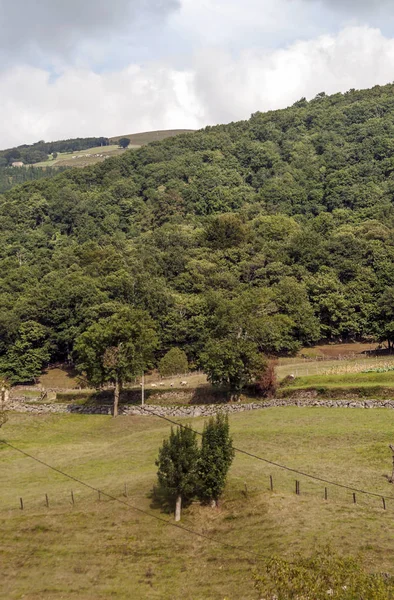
left=159, top=382, right=165, bottom=386
left=180, top=381, right=188, bottom=386
left=170, top=383, right=174, bottom=387
left=151, top=383, right=157, bottom=388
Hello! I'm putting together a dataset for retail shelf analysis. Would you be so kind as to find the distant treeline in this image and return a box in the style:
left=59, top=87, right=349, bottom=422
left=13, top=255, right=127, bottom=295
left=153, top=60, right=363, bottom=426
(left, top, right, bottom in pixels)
left=0, top=137, right=110, bottom=166
left=0, top=165, right=69, bottom=193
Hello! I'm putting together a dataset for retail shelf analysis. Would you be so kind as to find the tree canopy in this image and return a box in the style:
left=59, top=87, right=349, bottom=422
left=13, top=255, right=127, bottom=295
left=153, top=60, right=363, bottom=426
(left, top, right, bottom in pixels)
left=74, top=308, right=158, bottom=415
left=159, top=348, right=189, bottom=377
left=119, top=138, right=131, bottom=149
left=2, top=84, right=394, bottom=386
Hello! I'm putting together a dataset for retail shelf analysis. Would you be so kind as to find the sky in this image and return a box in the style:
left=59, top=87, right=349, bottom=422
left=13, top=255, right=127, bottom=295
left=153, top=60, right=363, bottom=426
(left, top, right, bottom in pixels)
left=1, top=0, right=394, bottom=147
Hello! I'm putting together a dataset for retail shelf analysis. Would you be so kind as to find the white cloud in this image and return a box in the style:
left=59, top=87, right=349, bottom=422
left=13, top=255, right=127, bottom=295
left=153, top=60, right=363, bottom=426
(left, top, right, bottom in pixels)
left=0, top=64, right=201, bottom=147
left=192, top=26, right=394, bottom=123
left=1, top=26, right=394, bottom=147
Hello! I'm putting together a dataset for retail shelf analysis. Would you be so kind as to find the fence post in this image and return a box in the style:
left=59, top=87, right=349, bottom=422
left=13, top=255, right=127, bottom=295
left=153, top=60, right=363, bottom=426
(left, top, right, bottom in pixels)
left=295, top=480, right=300, bottom=495
left=270, top=475, right=273, bottom=491
left=382, top=497, right=386, bottom=511
left=71, top=490, right=75, bottom=505
left=324, top=487, right=328, bottom=501
left=45, top=494, right=49, bottom=508
left=20, top=497, right=23, bottom=510
left=353, top=493, right=356, bottom=504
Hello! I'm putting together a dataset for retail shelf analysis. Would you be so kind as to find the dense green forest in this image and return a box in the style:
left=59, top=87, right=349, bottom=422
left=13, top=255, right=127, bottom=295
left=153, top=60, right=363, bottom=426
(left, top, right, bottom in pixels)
left=0, top=165, right=69, bottom=194
left=2, top=83, right=394, bottom=385
left=0, top=136, right=109, bottom=166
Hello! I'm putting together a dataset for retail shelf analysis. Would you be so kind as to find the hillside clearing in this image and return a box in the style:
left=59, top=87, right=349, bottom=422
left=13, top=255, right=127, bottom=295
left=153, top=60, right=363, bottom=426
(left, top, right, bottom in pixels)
left=32, top=145, right=125, bottom=168
left=1, top=408, right=394, bottom=599
left=110, top=129, right=195, bottom=145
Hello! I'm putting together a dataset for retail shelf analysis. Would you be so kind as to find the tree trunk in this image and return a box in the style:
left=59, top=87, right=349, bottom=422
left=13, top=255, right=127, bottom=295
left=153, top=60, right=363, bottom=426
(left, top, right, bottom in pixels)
left=113, top=377, right=120, bottom=418
left=175, top=494, right=182, bottom=522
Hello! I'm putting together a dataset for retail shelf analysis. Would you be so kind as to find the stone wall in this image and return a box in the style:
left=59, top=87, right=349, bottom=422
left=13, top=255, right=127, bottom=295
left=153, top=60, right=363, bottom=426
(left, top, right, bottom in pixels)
left=5, top=397, right=394, bottom=417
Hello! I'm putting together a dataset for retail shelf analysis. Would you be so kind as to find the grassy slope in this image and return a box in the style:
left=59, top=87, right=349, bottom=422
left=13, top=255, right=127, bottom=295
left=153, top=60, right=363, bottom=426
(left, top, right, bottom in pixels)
left=277, top=345, right=394, bottom=395
left=110, top=129, right=195, bottom=145
left=33, top=145, right=124, bottom=168
left=1, top=409, right=394, bottom=599
left=283, top=371, right=394, bottom=389
left=29, top=130, right=195, bottom=170
left=277, top=356, right=394, bottom=380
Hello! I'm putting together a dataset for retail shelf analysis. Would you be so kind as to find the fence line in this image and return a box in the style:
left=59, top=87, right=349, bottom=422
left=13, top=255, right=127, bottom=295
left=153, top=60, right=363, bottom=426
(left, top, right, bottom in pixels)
left=5, top=471, right=393, bottom=516
left=138, top=405, right=394, bottom=503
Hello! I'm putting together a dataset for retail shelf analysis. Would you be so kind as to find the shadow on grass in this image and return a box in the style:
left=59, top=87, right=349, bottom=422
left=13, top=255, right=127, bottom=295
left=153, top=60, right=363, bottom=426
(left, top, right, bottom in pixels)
left=148, top=485, right=173, bottom=514
left=149, top=485, right=197, bottom=516
left=59, top=385, right=265, bottom=408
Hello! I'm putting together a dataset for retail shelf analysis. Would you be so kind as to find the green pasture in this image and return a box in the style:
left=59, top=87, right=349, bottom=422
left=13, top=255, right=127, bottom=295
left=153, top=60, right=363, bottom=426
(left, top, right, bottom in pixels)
left=276, top=356, right=394, bottom=380
left=1, top=408, right=394, bottom=599
left=32, top=145, right=122, bottom=167
left=281, top=370, right=394, bottom=397
left=287, top=370, right=394, bottom=387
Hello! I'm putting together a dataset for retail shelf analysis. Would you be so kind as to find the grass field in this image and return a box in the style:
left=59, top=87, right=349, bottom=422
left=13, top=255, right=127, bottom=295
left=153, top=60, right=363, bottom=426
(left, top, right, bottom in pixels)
left=33, top=145, right=125, bottom=168
left=1, top=408, right=394, bottom=599
left=276, top=342, right=387, bottom=379
left=25, top=130, right=195, bottom=171
left=282, top=371, right=394, bottom=389
left=276, top=343, right=394, bottom=398
left=110, top=129, right=194, bottom=145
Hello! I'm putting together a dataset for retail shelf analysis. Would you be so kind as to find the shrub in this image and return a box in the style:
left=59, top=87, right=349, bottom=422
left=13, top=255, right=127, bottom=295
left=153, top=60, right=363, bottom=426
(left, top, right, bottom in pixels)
left=253, top=547, right=394, bottom=599
left=159, top=348, right=189, bottom=377
left=255, top=361, right=278, bottom=397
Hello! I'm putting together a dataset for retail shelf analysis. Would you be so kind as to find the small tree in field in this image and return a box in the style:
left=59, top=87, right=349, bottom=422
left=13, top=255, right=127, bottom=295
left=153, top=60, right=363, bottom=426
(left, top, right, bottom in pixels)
left=119, top=137, right=131, bottom=149
left=156, top=425, right=199, bottom=521
left=198, top=413, right=234, bottom=507
left=159, top=348, right=188, bottom=377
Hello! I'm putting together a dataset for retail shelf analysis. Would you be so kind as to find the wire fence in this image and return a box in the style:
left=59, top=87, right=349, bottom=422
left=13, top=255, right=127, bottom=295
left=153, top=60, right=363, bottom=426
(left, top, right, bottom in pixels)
left=1, top=434, right=393, bottom=518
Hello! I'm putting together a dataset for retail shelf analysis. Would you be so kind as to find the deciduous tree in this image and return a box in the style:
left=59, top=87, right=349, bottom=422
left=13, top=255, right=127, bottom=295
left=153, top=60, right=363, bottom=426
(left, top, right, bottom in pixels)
left=119, top=137, right=131, bottom=149
left=74, top=308, right=158, bottom=416
left=200, top=338, right=265, bottom=401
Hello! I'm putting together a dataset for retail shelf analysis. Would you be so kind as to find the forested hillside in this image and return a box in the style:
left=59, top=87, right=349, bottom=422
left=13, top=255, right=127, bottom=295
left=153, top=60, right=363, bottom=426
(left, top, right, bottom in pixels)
left=2, top=83, right=394, bottom=384
left=0, top=165, right=69, bottom=194
left=0, top=136, right=110, bottom=193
